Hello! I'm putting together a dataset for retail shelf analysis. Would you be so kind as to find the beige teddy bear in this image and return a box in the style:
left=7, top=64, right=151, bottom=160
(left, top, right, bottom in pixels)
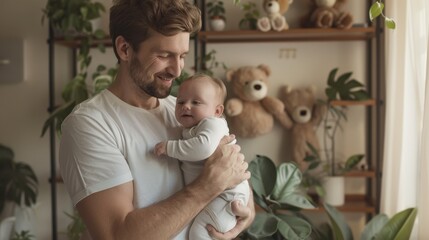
left=257, top=0, right=294, bottom=32
left=279, top=85, right=326, bottom=171
left=225, top=64, right=292, bottom=138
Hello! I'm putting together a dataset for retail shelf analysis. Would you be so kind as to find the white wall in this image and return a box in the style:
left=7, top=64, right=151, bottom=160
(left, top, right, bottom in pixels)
left=0, top=0, right=370, bottom=239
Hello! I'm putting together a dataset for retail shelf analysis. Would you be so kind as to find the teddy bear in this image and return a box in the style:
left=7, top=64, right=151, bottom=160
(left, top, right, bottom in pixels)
left=279, top=85, right=327, bottom=171
left=257, top=0, right=294, bottom=32
left=305, top=0, right=353, bottom=29
left=225, top=64, right=292, bottom=138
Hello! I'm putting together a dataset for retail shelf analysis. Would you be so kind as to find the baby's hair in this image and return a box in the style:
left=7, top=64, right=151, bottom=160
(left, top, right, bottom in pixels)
left=183, top=73, right=227, bottom=103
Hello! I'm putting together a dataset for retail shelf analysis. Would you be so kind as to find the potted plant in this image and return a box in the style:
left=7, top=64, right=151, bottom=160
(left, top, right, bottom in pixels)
left=302, top=68, right=370, bottom=206
left=242, top=155, right=316, bottom=239
left=42, top=0, right=106, bottom=37
left=238, top=1, right=260, bottom=30
left=41, top=64, right=117, bottom=136
left=206, top=0, right=226, bottom=31
left=0, top=144, right=38, bottom=239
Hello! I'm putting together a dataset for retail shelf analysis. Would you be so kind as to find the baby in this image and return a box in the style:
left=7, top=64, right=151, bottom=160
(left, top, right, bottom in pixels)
left=154, top=73, right=250, bottom=240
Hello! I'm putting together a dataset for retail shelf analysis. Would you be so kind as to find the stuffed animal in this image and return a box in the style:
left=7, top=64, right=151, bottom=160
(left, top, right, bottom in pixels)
left=225, top=64, right=292, bottom=138
left=257, top=0, right=293, bottom=32
left=306, top=0, right=353, bottom=29
left=279, top=85, right=326, bottom=170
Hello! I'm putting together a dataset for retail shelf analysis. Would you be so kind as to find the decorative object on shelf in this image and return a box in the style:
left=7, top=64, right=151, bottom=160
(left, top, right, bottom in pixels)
left=206, top=0, right=226, bottom=31
left=238, top=1, right=260, bottom=30
left=305, top=0, right=353, bottom=29
left=243, top=155, right=315, bottom=240
left=9, top=230, right=35, bottom=240
left=369, top=1, right=396, bottom=29
left=0, top=144, right=38, bottom=239
left=278, top=85, right=327, bottom=171
left=302, top=68, right=370, bottom=205
left=257, top=0, right=292, bottom=32
left=225, top=64, right=292, bottom=138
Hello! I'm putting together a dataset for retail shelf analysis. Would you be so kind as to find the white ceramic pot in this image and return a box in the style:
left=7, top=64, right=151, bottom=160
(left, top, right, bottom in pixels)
left=209, top=18, right=226, bottom=31
left=322, top=176, right=345, bottom=206
left=0, top=217, right=15, bottom=240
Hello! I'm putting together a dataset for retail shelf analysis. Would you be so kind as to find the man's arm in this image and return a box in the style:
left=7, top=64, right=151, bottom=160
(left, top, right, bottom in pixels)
left=76, top=139, right=250, bottom=240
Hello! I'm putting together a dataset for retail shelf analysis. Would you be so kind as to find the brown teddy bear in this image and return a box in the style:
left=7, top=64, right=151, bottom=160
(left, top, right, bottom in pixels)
left=257, top=0, right=294, bottom=32
left=279, top=85, right=326, bottom=171
left=306, top=0, right=353, bottom=29
left=225, top=64, right=292, bottom=138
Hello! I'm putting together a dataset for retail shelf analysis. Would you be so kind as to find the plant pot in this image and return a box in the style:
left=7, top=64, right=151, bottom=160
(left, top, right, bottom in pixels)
left=209, top=18, right=226, bottom=31
left=0, top=217, right=15, bottom=240
left=322, top=176, right=345, bottom=206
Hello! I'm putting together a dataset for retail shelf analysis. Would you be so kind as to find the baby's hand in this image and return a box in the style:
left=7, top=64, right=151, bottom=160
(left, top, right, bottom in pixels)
left=154, top=142, right=167, bottom=157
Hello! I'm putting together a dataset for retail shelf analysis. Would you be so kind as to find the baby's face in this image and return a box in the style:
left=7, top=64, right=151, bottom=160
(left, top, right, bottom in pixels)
left=175, top=78, right=222, bottom=128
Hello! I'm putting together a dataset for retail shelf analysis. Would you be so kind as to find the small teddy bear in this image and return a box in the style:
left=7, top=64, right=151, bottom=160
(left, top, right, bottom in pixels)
left=279, top=85, right=326, bottom=171
left=225, top=64, right=292, bottom=138
left=257, top=0, right=293, bottom=32
left=306, top=0, right=353, bottom=29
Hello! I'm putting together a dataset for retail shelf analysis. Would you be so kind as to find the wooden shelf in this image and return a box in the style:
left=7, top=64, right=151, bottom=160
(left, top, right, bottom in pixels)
left=330, top=99, right=376, bottom=106
left=344, top=170, right=376, bottom=178
left=308, top=194, right=376, bottom=214
left=197, top=27, right=375, bottom=43
left=54, top=37, right=112, bottom=48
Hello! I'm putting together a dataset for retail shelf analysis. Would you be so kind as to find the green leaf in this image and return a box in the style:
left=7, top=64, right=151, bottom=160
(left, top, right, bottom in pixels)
left=276, top=214, right=312, bottom=240
left=375, top=208, right=417, bottom=240
left=248, top=155, right=277, bottom=199
left=323, top=202, right=353, bottom=240
left=369, top=2, right=384, bottom=22
left=344, top=154, right=364, bottom=171
left=385, top=17, right=396, bottom=29
left=246, top=212, right=279, bottom=239
left=272, top=163, right=301, bottom=199
left=271, top=163, right=316, bottom=209
left=360, top=214, right=388, bottom=240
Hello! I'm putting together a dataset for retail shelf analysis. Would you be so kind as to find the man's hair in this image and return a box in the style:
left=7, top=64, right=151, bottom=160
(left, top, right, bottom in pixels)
left=185, top=73, right=227, bottom=103
left=110, top=0, right=202, bottom=61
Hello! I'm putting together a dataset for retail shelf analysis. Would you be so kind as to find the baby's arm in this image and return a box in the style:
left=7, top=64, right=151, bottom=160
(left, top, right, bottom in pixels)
left=154, top=142, right=167, bottom=157
left=168, top=118, right=229, bottom=161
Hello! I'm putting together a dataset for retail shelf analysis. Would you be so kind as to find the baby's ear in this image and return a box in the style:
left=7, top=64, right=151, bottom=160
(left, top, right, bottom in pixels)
left=216, top=104, right=224, bottom=117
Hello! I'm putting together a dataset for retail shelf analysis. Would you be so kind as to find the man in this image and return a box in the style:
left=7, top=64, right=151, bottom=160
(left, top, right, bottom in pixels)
left=59, top=0, right=255, bottom=239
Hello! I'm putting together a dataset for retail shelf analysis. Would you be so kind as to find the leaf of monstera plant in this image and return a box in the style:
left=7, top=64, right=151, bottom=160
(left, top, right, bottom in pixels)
left=325, top=68, right=370, bottom=101
left=374, top=208, right=417, bottom=240
left=272, top=163, right=315, bottom=209
left=248, top=155, right=277, bottom=200
left=276, top=213, right=312, bottom=240
left=246, top=212, right=279, bottom=239
left=323, top=202, right=353, bottom=240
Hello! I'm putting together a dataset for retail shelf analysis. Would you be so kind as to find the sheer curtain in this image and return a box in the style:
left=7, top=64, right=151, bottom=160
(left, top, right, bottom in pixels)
left=381, top=0, right=429, bottom=238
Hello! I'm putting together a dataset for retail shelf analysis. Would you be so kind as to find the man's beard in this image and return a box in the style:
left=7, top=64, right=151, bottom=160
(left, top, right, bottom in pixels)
left=129, top=55, right=172, bottom=98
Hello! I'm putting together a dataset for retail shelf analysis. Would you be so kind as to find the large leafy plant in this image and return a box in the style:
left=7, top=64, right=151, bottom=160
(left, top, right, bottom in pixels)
left=319, top=203, right=417, bottom=240
left=0, top=144, right=38, bottom=213
left=244, top=155, right=316, bottom=239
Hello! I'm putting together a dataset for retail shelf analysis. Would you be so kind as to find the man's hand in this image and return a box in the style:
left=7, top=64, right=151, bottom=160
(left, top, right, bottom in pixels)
left=207, top=189, right=255, bottom=240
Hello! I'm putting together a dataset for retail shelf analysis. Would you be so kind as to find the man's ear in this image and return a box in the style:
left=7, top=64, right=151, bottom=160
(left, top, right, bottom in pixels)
left=115, top=36, right=130, bottom=61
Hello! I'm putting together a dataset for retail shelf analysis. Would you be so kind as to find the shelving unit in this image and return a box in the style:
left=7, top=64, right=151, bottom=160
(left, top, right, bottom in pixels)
left=194, top=0, right=385, bottom=220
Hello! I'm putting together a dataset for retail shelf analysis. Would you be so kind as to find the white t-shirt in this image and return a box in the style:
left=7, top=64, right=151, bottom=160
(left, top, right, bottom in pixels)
left=59, top=90, right=188, bottom=239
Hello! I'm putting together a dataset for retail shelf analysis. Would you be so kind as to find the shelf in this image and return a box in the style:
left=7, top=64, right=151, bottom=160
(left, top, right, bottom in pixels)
left=344, top=170, right=376, bottom=178
left=54, top=37, right=112, bottom=48
left=197, top=27, right=376, bottom=43
left=308, top=194, right=376, bottom=214
left=330, top=99, right=376, bottom=106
